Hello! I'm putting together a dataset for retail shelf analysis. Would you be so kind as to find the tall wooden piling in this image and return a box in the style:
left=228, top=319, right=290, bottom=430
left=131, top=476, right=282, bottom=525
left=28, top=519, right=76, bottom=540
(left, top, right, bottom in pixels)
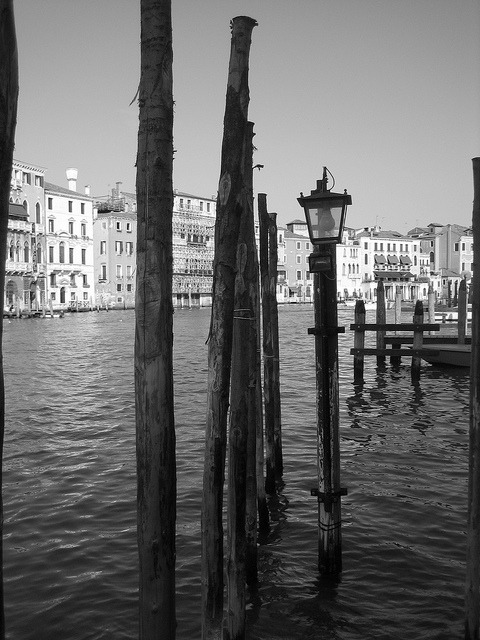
left=0, top=1, right=18, bottom=635
left=411, top=300, right=424, bottom=381
left=311, top=243, right=345, bottom=574
left=457, top=278, right=467, bottom=344
left=259, top=195, right=282, bottom=493
left=376, top=280, right=386, bottom=365
left=135, top=2, right=176, bottom=638
left=269, top=212, right=283, bottom=481
left=201, top=16, right=257, bottom=640
left=395, top=287, right=402, bottom=326
left=428, top=284, right=436, bottom=334
left=465, top=157, right=480, bottom=639
left=353, top=300, right=365, bottom=382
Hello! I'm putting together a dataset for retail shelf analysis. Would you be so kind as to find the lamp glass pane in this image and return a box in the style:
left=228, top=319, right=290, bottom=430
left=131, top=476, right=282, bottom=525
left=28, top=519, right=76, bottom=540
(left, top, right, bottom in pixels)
left=306, top=197, right=344, bottom=242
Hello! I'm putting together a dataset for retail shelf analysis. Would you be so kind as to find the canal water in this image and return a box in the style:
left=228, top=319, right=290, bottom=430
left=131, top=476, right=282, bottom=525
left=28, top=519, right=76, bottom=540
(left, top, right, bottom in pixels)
left=2, top=305, right=469, bottom=639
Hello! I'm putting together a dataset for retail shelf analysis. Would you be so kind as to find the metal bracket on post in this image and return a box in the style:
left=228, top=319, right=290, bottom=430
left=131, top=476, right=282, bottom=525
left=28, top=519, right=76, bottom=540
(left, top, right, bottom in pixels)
left=307, top=326, right=345, bottom=336
left=310, top=487, right=348, bottom=513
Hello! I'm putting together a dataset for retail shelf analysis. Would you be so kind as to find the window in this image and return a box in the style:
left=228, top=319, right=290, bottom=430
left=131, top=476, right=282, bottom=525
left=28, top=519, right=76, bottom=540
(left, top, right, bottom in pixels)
left=81, top=203, right=85, bottom=215
left=68, top=200, right=73, bottom=213
left=296, top=242, right=301, bottom=250
left=115, top=241, right=123, bottom=254
left=117, top=283, right=123, bottom=292
left=296, top=255, right=301, bottom=264
left=69, top=247, right=74, bottom=264
left=116, top=265, right=122, bottom=278
left=100, top=241, right=106, bottom=255
left=296, top=270, right=302, bottom=280
left=126, top=241, right=133, bottom=255
left=200, top=201, right=203, bottom=211
left=101, top=264, right=107, bottom=280
left=374, top=242, right=378, bottom=251
left=59, top=243, right=65, bottom=263
left=83, top=274, right=88, bottom=287
left=454, top=242, right=459, bottom=251
left=35, top=175, right=43, bottom=187
left=81, top=249, right=86, bottom=265
left=127, top=284, right=132, bottom=292
left=50, top=273, right=56, bottom=287
left=116, top=221, right=122, bottom=231
left=179, top=198, right=184, bottom=209
left=23, top=242, right=29, bottom=262
left=36, top=203, right=41, bottom=224
left=126, top=265, right=132, bottom=277
left=48, top=218, right=54, bottom=232
left=70, top=274, right=76, bottom=287
left=365, top=254, right=368, bottom=264
left=49, top=246, right=54, bottom=263
left=68, top=221, right=74, bottom=234
left=126, top=222, right=132, bottom=233
left=81, top=223, right=87, bottom=237
left=22, top=172, right=31, bottom=185
left=305, top=242, right=310, bottom=251
left=364, top=242, right=368, bottom=250
left=306, top=272, right=311, bottom=280
left=207, top=202, right=211, bottom=213
left=462, top=243, right=466, bottom=251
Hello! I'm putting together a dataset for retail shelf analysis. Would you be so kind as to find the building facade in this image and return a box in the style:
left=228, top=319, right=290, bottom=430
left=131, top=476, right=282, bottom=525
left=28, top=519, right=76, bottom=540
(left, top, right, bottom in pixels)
left=92, top=187, right=217, bottom=308
left=7, top=160, right=47, bottom=310
left=93, top=185, right=137, bottom=308
left=45, top=169, right=94, bottom=309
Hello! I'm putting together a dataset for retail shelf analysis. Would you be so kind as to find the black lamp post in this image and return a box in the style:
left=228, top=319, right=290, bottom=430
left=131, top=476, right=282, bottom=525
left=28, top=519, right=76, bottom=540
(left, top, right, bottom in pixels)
left=298, top=167, right=351, bottom=574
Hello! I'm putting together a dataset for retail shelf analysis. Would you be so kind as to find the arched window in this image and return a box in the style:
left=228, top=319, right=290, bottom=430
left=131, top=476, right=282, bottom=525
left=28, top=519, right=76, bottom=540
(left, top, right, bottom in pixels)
left=59, top=242, right=65, bottom=263
left=23, top=242, right=29, bottom=263
left=9, top=243, right=14, bottom=260
left=60, top=287, right=66, bottom=304
left=37, top=244, right=42, bottom=264
left=15, top=242, right=20, bottom=261
left=36, top=203, right=41, bottom=224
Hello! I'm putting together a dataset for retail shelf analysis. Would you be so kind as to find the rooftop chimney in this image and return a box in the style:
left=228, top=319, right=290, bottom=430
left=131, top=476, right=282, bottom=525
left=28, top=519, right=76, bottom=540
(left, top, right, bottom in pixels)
left=84, top=185, right=91, bottom=196
left=66, top=167, right=78, bottom=191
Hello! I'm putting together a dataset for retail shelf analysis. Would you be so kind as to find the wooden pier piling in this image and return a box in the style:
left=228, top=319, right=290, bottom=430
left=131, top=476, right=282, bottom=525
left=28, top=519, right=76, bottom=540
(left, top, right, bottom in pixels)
left=376, top=280, right=386, bottom=366
left=353, top=300, right=365, bottom=382
left=465, top=156, right=480, bottom=639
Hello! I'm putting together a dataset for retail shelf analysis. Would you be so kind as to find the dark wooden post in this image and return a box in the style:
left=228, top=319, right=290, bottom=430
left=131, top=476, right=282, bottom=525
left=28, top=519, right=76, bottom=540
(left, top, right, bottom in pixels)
left=241, top=122, right=259, bottom=588
left=310, top=244, right=345, bottom=574
left=411, top=300, right=424, bottom=382
left=458, top=278, right=467, bottom=344
left=376, top=280, right=386, bottom=366
left=201, top=16, right=257, bottom=640
left=428, top=284, right=436, bottom=335
left=353, top=300, right=365, bottom=382
left=259, top=195, right=282, bottom=493
left=269, top=212, right=283, bottom=481
left=0, top=2, right=18, bottom=636
left=258, top=193, right=276, bottom=493
left=465, top=157, right=480, bottom=639
left=227, top=307, right=252, bottom=639
left=135, top=1, right=176, bottom=637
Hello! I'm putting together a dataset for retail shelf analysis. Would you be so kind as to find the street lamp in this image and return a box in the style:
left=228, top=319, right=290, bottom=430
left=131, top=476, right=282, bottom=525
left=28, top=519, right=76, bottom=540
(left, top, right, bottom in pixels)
left=297, top=166, right=351, bottom=271
left=298, top=166, right=351, bottom=575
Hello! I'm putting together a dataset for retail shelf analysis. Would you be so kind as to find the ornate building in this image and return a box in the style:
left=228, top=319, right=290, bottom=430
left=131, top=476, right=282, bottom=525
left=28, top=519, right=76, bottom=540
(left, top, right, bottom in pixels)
left=7, top=160, right=47, bottom=310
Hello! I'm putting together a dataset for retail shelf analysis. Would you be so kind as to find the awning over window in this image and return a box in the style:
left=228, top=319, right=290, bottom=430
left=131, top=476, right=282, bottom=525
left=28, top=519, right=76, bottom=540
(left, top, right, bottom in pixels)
left=400, top=255, right=412, bottom=265
left=9, top=203, right=28, bottom=219
left=387, top=255, right=399, bottom=265
left=374, top=254, right=386, bottom=264
left=374, top=270, right=414, bottom=280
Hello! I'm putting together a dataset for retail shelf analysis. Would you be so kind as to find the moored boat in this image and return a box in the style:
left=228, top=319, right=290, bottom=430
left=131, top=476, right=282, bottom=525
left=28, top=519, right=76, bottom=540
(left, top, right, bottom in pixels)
left=420, top=343, right=471, bottom=367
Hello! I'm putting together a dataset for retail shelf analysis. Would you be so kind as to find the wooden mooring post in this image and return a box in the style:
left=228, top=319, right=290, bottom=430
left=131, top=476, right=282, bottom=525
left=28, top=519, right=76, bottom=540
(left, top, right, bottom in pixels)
left=376, top=280, right=386, bottom=366
left=0, top=1, right=19, bottom=635
left=350, top=301, right=439, bottom=381
left=457, top=278, right=468, bottom=344
left=201, top=16, right=257, bottom=640
left=308, top=243, right=346, bottom=574
left=465, top=156, right=480, bottom=638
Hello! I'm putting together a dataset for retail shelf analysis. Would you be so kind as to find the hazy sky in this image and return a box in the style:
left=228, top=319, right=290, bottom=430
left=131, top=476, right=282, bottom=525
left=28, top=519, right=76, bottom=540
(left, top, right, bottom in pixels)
left=12, top=0, right=480, bottom=232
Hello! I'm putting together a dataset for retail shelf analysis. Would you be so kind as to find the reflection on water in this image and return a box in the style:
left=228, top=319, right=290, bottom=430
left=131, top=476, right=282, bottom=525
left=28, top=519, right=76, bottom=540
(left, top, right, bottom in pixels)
left=1, top=306, right=471, bottom=639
